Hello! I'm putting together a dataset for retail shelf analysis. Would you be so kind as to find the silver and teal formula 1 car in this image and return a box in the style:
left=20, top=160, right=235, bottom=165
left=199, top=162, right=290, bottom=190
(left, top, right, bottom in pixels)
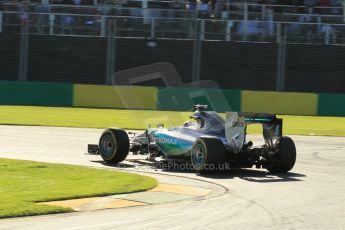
left=88, top=105, right=296, bottom=173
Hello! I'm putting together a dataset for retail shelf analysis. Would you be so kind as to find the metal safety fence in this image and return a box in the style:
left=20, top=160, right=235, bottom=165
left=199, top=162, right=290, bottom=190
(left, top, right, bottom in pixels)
left=1, top=11, right=345, bottom=43
left=0, top=10, right=344, bottom=93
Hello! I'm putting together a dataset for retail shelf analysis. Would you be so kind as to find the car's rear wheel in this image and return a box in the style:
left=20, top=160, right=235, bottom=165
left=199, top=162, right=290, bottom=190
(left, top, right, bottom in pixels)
left=191, top=137, right=226, bottom=172
left=99, top=129, right=129, bottom=163
left=266, top=136, right=296, bottom=173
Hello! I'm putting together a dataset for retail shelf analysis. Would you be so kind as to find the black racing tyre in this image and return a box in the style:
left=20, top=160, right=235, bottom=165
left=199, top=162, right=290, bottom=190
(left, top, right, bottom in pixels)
left=266, top=136, right=296, bottom=173
left=191, top=137, right=226, bottom=172
left=98, top=129, right=129, bottom=164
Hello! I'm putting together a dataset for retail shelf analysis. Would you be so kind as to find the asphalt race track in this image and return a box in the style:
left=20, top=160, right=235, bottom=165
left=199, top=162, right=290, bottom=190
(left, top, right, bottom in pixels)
left=0, top=125, right=344, bottom=230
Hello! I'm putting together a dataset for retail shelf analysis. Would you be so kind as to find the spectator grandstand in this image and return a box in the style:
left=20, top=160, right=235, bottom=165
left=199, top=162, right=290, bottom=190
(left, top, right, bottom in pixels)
left=0, top=0, right=344, bottom=44
left=0, top=0, right=344, bottom=94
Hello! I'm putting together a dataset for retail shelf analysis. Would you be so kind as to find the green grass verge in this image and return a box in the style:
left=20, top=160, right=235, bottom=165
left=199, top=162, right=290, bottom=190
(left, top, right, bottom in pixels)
left=0, top=106, right=344, bottom=136
left=0, top=158, right=157, bottom=218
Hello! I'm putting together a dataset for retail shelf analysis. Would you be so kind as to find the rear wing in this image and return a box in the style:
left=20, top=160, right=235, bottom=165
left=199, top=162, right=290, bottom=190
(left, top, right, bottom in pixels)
left=225, top=112, right=283, bottom=152
left=238, top=112, right=283, bottom=139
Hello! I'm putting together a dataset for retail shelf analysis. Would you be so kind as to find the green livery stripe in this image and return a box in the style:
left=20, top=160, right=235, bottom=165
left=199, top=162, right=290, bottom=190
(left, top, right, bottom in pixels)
left=157, top=87, right=241, bottom=112
left=73, top=84, right=158, bottom=110
left=241, top=90, right=318, bottom=115
left=317, top=93, right=345, bottom=116
left=0, top=81, right=73, bottom=107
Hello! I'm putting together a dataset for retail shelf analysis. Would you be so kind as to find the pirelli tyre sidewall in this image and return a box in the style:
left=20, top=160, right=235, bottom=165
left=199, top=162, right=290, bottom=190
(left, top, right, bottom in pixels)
left=99, top=129, right=129, bottom=163
left=191, top=139, right=208, bottom=171
left=191, top=137, right=226, bottom=172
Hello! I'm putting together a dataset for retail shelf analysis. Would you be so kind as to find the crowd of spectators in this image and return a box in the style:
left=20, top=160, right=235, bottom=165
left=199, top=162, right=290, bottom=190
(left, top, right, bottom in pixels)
left=1, top=0, right=344, bottom=15
left=0, top=0, right=343, bottom=19
left=0, top=0, right=344, bottom=41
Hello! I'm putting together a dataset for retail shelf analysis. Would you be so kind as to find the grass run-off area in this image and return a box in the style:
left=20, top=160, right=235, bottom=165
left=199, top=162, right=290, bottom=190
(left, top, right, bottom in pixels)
left=0, top=106, right=344, bottom=136
left=0, top=158, right=157, bottom=218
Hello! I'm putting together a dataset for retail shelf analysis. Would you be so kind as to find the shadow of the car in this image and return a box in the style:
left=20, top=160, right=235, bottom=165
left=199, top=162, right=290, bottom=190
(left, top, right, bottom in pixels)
left=90, top=160, right=136, bottom=169
left=198, top=168, right=306, bottom=182
left=90, top=160, right=305, bottom=182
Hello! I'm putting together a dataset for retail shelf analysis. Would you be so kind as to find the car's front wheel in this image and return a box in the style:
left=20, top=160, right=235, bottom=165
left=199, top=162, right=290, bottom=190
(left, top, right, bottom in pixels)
left=191, top=137, right=226, bottom=172
left=99, top=129, right=129, bottom=163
